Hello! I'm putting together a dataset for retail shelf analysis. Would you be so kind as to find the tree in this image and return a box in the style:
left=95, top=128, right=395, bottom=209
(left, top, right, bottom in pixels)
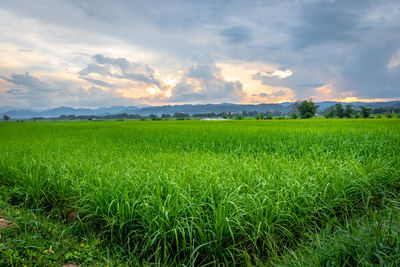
left=255, top=114, right=263, bottom=120
left=149, top=114, right=159, bottom=120
left=173, top=112, right=188, bottom=118
left=385, top=111, right=395, bottom=118
left=265, top=113, right=273, bottom=120
left=360, top=106, right=372, bottom=118
left=344, top=104, right=354, bottom=118
left=3, top=115, right=10, bottom=121
left=333, top=103, right=344, bottom=118
left=290, top=113, right=298, bottom=119
left=272, top=110, right=282, bottom=116
left=297, top=100, right=319, bottom=119
left=235, top=114, right=243, bottom=120
left=324, top=111, right=333, bottom=118
left=323, top=105, right=335, bottom=118
left=289, top=101, right=300, bottom=115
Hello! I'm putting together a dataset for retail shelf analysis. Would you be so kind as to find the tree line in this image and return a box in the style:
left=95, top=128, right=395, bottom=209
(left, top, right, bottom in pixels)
left=323, top=103, right=372, bottom=118
left=2, top=100, right=400, bottom=121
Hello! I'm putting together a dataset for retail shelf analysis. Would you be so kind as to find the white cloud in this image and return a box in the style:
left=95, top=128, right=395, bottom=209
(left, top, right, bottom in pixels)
left=388, top=50, right=400, bottom=69
left=1, top=0, right=400, bottom=107
left=255, top=69, right=293, bottom=80
left=0, top=72, right=136, bottom=108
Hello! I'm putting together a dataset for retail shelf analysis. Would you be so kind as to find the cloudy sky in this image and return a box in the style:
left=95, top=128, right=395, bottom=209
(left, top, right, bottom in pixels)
left=0, top=0, right=399, bottom=108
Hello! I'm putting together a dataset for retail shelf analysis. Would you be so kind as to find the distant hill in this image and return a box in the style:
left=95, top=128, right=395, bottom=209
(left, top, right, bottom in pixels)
left=0, top=106, right=139, bottom=119
left=1, top=101, right=399, bottom=119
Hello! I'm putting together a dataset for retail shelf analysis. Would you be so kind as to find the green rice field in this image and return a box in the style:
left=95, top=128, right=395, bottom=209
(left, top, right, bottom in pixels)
left=0, top=119, right=399, bottom=265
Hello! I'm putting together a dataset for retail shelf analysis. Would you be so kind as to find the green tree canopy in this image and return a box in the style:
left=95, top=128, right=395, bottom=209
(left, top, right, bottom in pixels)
left=297, top=100, right=319, bottom=119
left=344, top=104, right=354, bottom=118
left=3, top=115, right=10, bottom=121
left=360, top=106, right=372, bottom=118
left=334, top=103, right=344, bottom=118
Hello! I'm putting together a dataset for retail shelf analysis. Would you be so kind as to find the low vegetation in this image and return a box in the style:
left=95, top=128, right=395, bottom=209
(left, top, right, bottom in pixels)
left=274, top=197, right=400, bottom=266
left=0, top=197, right=125, bottom=266
left=0, top=119, right=399, bottom=265
left=3, top=100, right=400, bottom=122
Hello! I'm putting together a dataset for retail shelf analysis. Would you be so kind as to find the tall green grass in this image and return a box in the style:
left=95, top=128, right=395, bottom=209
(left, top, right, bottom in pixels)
left=0, top=119, right=399, bottom=265
left=274, top=196, right=400, bottom=266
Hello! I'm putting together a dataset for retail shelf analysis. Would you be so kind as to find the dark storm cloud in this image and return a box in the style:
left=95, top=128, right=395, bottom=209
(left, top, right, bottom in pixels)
left=337, top=43, right=400, bottom=98
left=252, top=90, right=288, bottom=98
left=79, top=54, right=162, bottom=87
left=78, top=64, right=111, bottom=76
left=168, top=62, right=245, bottom=103
left=0, top=72, right=56, bottom=106
left=3, top=72, right=48, bottom=89
left=92, top=54, right=130, bottom=70
left=297, top=83, right=326, bottom=88
left=79, top=76, right=112, bottom=88
left=292, top=1, right=371, bottom=49
left=1, top=0, right=400, bottom=107
left=220, top=26, right=252, bottom=44
left=5, top=88, right=24, bottom=95
left=0, top=72, right=134, bottom=108
left=249, top=0, right=400, bottom=99
left=187, top=64, right=220, bottom=80
left=65, top=86, right=134, bottom=107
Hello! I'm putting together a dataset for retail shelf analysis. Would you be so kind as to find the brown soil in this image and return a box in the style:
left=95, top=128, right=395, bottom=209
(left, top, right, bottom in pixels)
left=0, top=218, right=13, bottom=229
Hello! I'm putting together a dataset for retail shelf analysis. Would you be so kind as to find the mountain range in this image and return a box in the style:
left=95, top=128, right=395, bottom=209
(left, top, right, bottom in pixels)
left=1, top=101, right=399, bottom=119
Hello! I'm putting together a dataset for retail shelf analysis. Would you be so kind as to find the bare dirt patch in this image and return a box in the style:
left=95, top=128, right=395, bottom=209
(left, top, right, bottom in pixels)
left=0, top=218, right=13, bottom=229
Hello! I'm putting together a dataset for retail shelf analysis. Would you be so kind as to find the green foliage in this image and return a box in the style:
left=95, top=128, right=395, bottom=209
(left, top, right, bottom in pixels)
left=297, top=100, right=319, bottom=118
left=235, top=114, right=243, bottom=120
left=0, top=120, right=399, bottom=265
left=290, top=113, right=298, bottom=119
left=2, top=115, right=10, bottom=121
left=173, top=112, right=189, bottom=118
left=275, top=116, right=286, bottom=120
left=255, top=114, right=263, bottom=120
left=149, top=114, right=161, bottom=120
left=360, top=106, right=372, bottom=118
left=344, top=104, right=355, bottom=118
left=324, top=103, right=353, bottom=118
left=0, top=197, right=128, bottom=266
left=385, top=111, right=395, bottom=118
left=275, top=201, right=400, bottom=266
left=323, top=112, right=331, bottom=119
left=324, top=104, right=362, bottom=119
left=334, top=103, right=344, bottom=118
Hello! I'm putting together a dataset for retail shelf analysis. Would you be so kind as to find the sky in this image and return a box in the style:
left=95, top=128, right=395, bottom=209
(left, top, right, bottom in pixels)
left=0, top=0, right=399, bottom=108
